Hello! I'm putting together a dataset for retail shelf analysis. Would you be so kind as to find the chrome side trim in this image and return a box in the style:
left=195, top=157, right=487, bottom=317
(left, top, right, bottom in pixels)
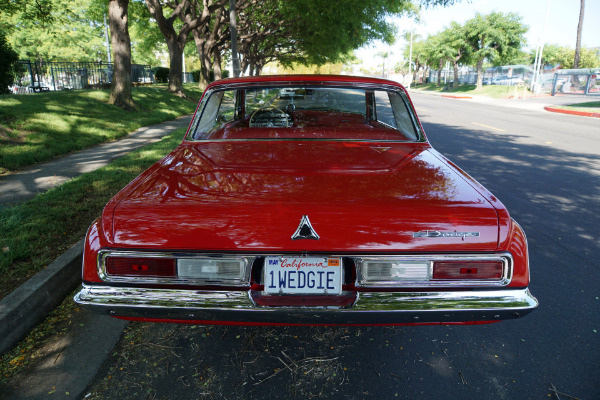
left=74, top=285, right=538, bottom=324
left=353, top=254, right=513, bottom=288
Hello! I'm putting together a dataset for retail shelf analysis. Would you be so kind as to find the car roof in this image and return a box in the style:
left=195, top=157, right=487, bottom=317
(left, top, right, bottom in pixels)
left=206, top=74, right=406, bottom=90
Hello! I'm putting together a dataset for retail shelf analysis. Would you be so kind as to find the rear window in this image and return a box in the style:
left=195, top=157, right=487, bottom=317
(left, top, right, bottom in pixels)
left=188, top=85, right=421, bottom=142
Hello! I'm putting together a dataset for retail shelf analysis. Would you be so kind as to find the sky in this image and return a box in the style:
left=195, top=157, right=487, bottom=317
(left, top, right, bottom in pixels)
left=356, top=0, right=600, bottom=71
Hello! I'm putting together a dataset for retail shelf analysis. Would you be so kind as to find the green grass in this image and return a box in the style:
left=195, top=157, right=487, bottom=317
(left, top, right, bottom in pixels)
left=412, top=83, right=533, bottom=98
left=0, top=129, right=184, bottom=299
left=547, top=101, right=600, bottom=114
left=0, top=84, right=202, bottom=175
left=565, top=101, right=600, bottom=109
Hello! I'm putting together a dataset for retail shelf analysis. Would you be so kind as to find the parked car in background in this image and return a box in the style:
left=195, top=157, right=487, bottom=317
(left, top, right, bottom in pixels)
left=491, top=76, right=525, bottom=86
left=75, top=75, right=537, bottom=326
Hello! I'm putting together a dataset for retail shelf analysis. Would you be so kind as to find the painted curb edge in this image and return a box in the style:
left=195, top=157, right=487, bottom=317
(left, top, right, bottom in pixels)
left=544, top=106, right=600, bottom=118
left=0, top=239, right=84, bottom=355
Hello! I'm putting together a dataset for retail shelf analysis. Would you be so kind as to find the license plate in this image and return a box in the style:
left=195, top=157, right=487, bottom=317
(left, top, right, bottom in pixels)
left=264, top=256, right=342, bottom=295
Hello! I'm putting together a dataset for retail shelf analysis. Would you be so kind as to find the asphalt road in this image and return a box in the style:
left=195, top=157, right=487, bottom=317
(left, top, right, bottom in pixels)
left=83, top=94, right=600, bottom=400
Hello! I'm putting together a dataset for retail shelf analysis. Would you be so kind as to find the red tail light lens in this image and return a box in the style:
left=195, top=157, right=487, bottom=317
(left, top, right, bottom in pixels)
left=106, top=257, right=176, bottom=277
left=432, top=261, right=503, bottom=280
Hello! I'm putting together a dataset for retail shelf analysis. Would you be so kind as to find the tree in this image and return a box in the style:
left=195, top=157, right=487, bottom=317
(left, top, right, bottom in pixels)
left=191, top=0, right=230, bottom=89
left=108, top=0, right=136, bottom=111
left=556, top=47, right=599, bottom=69
left=408, top=40, right=429, bottom=84
left=282, top=0, right=416, bottom=66
left=463, top=12, right=527, bottom=89
left=437, top=23, right=469, bottom=88
left=0, top=32, right=19, bottom=94
left=528, top=44, right=599, bottom=69
left=0, top=0, right=53, bottom=25
left=128, top=1, right=168, bottom=66
left=1, top=0, right=106, bottom=62
left=574, top=0, right=585, bottom=69
left=237, top=0, right=299, bottom=76
left=145, top=0, right=228, bottom=96
left=423, top=33, right=449, bottom=86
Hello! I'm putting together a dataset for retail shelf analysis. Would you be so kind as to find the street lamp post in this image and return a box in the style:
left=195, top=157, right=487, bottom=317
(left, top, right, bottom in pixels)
left=104, top=14, right=111, bottom=64
left=230, top=0, right=241, bottom=77
left=532, top=0, right=551, bottom=94
left=407, top=24, right=413, bottom=89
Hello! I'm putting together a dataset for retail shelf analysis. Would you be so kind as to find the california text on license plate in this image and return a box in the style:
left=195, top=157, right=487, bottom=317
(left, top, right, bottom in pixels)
left=264, top=256, right=342, bottom=295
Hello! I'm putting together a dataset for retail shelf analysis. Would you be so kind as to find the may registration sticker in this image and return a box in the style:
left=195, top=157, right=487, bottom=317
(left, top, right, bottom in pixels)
left=264, top=256, right=342, bottom=295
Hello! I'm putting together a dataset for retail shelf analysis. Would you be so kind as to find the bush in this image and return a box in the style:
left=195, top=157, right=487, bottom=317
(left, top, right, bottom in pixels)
left=192, top=69, right=200, bottom=82
left=191, top=69, right=230, bottom=83
left=154, top=67, right=170, bottom=83
left=0, top=33, right=19, bottom=95
left=160, top=68, right=230, bottom=84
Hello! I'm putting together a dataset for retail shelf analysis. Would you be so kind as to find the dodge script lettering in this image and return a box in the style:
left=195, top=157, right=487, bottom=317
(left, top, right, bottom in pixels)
left=413, top=231, right=481, bottom=238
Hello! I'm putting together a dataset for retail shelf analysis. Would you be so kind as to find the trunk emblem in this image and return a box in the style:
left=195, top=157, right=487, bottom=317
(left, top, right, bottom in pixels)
left=413, top=231, right=480, bottom=238
left=291, top=215, right=320, bottom=240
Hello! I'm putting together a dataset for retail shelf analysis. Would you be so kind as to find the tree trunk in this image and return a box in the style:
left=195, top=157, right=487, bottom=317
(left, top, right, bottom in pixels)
left=452, top=61, right=459, bottom=88
left=213, top=48, right=222, bottom=80
left=574, top=0, right=585, bottom=69
left=145, top=0, right=199, bottom=97
left=166, top=37, right=185, bottom=96
left=476, top=58, right=484, bottom=90
left=108, top=0, right=136, bottom=111
left=412, top=64, right=418, bottom=86
left=437, top=59, right=443, bottom=86
left=192, top=29, right=210, bottom=90
left=255, top=62, right=264, bottom=76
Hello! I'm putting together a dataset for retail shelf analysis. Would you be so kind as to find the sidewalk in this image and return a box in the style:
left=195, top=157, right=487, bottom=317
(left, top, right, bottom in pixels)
left=0, top=115, right=193, bottom=206
left=409, top=88, right=599, bottom=117
left=0, top=114, right=192, bottom=399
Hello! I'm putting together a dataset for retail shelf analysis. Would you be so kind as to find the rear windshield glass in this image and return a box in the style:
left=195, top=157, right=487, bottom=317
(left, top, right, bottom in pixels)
left=188, top=85, right=420, bottom=141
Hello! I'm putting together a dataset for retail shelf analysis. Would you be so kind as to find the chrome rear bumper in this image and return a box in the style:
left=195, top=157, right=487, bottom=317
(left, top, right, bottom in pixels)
left=74, top=285, right=538, bottom=324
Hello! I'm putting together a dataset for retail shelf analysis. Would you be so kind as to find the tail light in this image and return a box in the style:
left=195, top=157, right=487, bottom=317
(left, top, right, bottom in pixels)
left=360, top=260, right=430, bottom=282
left=432, top=260, right=503, bottom=280
left=356, top=256, right=510, bottom=287
left=100, top=252, right=252, bottom=286
left=106, top=257, right=176, bottom=277
left=177, top=258, right=248, bottom=283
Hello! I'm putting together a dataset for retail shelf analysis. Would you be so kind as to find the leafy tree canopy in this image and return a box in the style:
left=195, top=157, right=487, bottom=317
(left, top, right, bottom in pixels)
left=0, top=0, right=54, bottom=24
left=463, top=11, right=527, bottom=66
left=1, top=0, right=106, bottom=61
left=282, top=0, right=416, bottom=65
left=530, top=44, right=600, bottom=69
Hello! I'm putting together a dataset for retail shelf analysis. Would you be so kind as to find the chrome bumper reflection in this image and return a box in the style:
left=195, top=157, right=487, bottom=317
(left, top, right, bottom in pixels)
left=74, top=285, right=538, bottom=324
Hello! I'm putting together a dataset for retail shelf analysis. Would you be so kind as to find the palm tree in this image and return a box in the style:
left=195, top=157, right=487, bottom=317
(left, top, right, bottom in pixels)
left=574, top=0, right=585, bottom=69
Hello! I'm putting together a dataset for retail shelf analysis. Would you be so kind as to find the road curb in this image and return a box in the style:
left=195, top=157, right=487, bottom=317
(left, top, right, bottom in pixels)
left=544, top=106, right=600, bottom=118
left=0, top=239, right=84, bottom=355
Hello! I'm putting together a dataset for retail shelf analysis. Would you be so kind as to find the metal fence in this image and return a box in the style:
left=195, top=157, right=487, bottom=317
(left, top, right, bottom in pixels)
left=9, top=60, right=154, bottom=94
left=428, top=65, right=533, bottom=87
left=550, top=69, right=600, bottom=96
left=427, top=64, right=600, bottom=96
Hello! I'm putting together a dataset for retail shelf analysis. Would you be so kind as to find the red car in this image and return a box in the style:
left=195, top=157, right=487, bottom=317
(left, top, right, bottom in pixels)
left=75, top=75, right=537, bottom=325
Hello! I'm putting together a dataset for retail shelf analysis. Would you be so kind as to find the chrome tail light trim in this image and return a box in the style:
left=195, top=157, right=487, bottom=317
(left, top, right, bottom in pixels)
left=353, top=254, right=513, bottom=288
left=97, top=250, right=255, bottom=287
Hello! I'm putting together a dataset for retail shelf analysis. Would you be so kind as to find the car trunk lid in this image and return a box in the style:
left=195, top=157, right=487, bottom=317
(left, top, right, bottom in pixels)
left=109, top=141, right=501, bottom=252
